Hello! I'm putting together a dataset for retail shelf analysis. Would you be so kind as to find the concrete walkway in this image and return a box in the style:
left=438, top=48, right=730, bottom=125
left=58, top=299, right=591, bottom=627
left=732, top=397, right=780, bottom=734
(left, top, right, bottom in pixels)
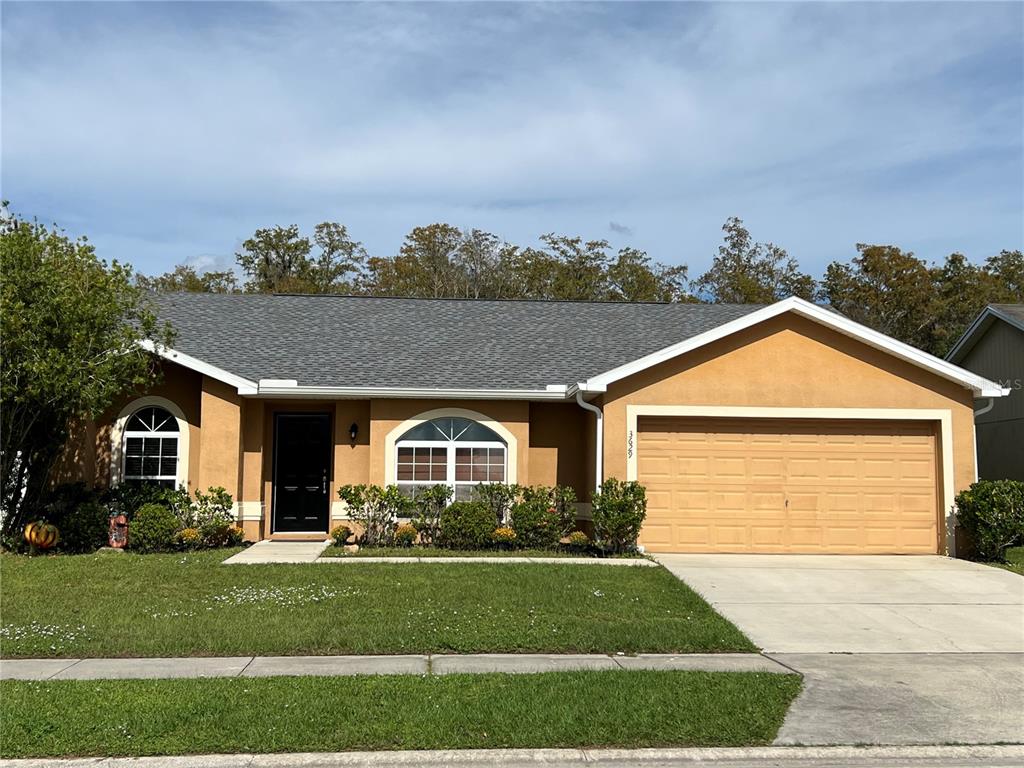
left=2, top=745, right=1022, bottom=768
left=0, top=652, right=789, bottom=680
left=223, top=540, right=331, bottom=564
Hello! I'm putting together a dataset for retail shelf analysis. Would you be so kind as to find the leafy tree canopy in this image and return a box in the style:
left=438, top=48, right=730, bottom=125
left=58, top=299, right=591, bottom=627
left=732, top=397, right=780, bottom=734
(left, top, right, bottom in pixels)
left=0, top=207, right=174, bottom=534
left=694, top=217, right=816, bottom=303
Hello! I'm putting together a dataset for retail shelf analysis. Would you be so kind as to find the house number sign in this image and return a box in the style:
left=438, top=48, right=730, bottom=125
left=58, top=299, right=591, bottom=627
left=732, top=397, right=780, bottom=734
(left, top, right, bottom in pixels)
left=627, top=429, right=634, bottom=459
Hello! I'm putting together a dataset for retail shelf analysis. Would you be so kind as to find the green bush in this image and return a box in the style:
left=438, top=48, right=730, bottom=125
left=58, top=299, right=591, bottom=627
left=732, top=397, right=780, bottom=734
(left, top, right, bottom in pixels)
left=473, top=483, right=521, bottom=527
left=130, top=503, right=180, bottom=553
left=41, top=483, right=108, bottom=553
left=58, top=500, right=110, bottom=553
left=566, top=530, right=591, bottom=553
left=394, top=523, right=418, bottom=547
left=192, top=487, right=235, bottom=530
left=337, top=485, right=413, bottom=547
left=592, top=479, right=647, bottom=553
left=955, top=479, right=1024, bottom=562
left=411, top=485, right=452, bottom=546
left=510, top=496, right=561, bottom=549
left=438, top=501, right=495, bottom=550
left=331, top=524, right=352, bottom=547
left=107, top=483, right=191, bottom=522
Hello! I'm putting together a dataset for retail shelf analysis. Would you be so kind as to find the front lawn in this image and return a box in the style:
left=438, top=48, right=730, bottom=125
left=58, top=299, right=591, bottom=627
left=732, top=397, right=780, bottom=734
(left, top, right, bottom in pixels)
left=0, top=670, right=800, bottom=758
left=0, top=551, right=754, bottom=656
left=989, top=546, right=1024, bottom=576
left=321, top=546, right=643, bottom=558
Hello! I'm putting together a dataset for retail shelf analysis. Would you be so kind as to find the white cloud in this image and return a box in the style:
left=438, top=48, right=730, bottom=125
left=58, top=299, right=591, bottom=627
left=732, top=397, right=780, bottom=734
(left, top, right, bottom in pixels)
left=2, top=1, right=1020, bottom=275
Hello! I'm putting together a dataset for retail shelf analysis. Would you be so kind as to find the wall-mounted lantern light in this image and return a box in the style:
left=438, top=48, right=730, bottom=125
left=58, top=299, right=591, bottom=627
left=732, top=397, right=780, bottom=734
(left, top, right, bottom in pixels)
left=349, top=422, right=359, bottom=441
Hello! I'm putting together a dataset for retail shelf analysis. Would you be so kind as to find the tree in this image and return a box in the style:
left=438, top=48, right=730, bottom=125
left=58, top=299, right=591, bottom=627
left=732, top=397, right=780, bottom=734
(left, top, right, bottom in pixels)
left=608, top=247, right=691, bottom=302
left=0, top=210, right=174, bottom=535
left=234, top=222, right=366, bottom=293
left=822, top=245, right=1023, bottom=357
left=136, top=264, right=239, bottom=293
left=822, top=244, right=935, bottom=351
left=696, top=217, right=815, bottom=303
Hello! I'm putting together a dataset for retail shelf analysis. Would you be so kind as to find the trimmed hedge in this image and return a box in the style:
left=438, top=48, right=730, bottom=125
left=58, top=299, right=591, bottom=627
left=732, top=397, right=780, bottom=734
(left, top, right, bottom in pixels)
left=956, top=479, right=1024, bottom=562
left=437, top=501, right=494, bottom=550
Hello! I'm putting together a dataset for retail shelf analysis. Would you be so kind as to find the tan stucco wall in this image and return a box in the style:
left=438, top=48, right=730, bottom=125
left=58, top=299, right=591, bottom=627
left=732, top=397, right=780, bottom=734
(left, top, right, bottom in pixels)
left=368, top=399, right=531, bottom=486
left=528, top=402, right=588, bottom=493
left=198, top=376, right=243, bottom=497
left=602, top=312, right=977, bottom=551
left=78, top=361, right=204, bottom=491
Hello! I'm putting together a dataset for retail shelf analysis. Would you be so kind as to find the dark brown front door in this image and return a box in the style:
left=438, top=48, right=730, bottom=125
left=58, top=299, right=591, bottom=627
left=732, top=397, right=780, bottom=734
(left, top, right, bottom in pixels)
left=272, top=413, right=331, bottom=533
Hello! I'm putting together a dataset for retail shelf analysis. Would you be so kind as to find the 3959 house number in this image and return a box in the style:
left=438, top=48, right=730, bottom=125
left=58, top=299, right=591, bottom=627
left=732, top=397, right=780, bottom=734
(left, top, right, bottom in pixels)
left=627, top=430, right=634, bottom=459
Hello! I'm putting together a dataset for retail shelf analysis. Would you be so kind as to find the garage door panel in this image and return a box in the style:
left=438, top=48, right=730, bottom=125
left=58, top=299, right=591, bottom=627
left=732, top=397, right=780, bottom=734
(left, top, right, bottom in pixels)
left=637, top=417, right=938, bottom=554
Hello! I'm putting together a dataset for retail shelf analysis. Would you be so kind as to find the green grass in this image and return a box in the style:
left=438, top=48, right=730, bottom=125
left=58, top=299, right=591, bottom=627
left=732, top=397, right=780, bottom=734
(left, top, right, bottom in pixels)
left=989, top=546, right=1024, bottom=576
left=321, top=546, right=643, bottom=558
left=0, top=550, right=754, bottom=656
left=0, top=671, right=801, bottom=758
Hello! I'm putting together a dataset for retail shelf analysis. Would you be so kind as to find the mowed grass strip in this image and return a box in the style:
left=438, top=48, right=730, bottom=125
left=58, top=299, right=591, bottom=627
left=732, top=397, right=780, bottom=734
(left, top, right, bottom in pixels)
left=0, top=551, right=754, bottom=656
left=0, top=671, right=801, bottom=758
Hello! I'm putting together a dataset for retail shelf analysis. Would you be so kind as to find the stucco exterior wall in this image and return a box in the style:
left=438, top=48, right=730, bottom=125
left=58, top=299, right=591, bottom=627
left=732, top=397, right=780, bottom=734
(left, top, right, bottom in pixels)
left=198, top=376, right=243, bottom=497
left=527, top=402, right=588, bottom=494
left=601, top=312, right=977, bottom=548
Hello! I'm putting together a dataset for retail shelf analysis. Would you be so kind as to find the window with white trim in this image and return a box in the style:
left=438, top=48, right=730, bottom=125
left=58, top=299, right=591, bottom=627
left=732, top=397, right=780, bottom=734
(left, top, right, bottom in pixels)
left=122, top=406, right=180, bottom=488
left=395, top=417, right=506, bottom=501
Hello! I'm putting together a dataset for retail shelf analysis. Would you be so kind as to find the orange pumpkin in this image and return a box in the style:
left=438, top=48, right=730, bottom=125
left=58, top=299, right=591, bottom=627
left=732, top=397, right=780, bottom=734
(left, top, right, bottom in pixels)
left=24, top=520, right=59, bottom=550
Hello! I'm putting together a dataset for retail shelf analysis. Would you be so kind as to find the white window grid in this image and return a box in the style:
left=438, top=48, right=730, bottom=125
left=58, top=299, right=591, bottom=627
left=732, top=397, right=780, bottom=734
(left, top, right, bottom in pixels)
left=122, top=408, right=180, bottom=485
left=395, top=439, right=507, bottom=501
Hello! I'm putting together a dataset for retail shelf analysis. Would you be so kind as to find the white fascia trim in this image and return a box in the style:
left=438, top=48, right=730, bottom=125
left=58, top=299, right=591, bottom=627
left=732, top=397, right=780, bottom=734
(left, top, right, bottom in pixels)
left=625, top=404, right=958, bottom=556
left=582, top=297, right=1009, bottom=398
left=139, top=340, right=259, bottom=394
left=255, top=385, right=570, bottom=400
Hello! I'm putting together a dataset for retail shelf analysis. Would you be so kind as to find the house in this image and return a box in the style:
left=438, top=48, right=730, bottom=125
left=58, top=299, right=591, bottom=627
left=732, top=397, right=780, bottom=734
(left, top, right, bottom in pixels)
left=61, top=293, right=1007, bottom=555
left=946, top=304, right=1024, bottom=482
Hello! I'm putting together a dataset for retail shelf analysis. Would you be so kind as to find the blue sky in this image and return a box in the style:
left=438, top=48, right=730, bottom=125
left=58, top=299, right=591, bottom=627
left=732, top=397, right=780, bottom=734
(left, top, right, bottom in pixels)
left=2, top=1, right=1022, bottom=280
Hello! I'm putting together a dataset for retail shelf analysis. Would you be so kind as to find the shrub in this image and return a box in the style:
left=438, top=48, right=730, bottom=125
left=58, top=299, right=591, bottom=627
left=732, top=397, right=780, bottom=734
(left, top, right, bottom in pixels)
left=331, top=524, right=352, bottom=547
left=492, top=526, right=516, bottom=548
left=199, top=522, right=234, bottom=548
left=58, top=499, right=110, bottom=553
left=510, top=496, right=561, bottom=549
left=592, top=479, right=647, bottom=553
left=130, top=503, right=179, bottom=553
left=955, top=480, right=1024, bottom=562
left=411, top=485, right=452, bottom=546
left=517, top=485, right=578, bottom=540
left=192, top=486, right=235, bottom=530
left=473, top=483, right=521, bottom=526
left=394, top=523, right=418, bottom=547
left=177, top=527, right=202, bottom=550
left=107, top=483, right=191, bottom=522
left=566, top=530, right=591, bottom=553
left=226, top=526, right=245, bottom=546
left=337, top=484, right=413, bottom=547
left=438, top=501, right=494, bottom=550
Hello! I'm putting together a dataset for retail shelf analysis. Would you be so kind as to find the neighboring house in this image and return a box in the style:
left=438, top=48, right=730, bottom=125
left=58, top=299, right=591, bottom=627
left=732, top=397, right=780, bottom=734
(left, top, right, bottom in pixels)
left=58, top=294, right=1006, bottom=555
left=946, top=304, right=1024, bottom=482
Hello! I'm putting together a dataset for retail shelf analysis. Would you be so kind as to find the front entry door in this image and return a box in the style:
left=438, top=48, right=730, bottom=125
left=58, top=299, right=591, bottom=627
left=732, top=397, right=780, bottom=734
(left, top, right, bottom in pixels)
left=272, top=413, right=331, bottom=533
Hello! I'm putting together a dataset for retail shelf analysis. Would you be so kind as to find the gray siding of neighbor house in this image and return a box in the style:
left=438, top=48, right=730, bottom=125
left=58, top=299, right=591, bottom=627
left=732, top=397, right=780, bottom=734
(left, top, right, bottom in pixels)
left=959, top=320, right=1024, bottom=481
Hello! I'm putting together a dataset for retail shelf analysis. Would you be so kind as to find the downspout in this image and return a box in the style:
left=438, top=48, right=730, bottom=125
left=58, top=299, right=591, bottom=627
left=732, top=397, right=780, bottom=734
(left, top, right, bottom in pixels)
left=575, top=389, right=603, bottom=495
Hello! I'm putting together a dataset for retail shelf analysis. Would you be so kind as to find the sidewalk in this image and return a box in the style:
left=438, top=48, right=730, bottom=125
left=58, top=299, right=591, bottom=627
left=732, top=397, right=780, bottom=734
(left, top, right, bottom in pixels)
left=2, top=745, right=1022, bottom=768
left=0, top=652, right=788, bottom=680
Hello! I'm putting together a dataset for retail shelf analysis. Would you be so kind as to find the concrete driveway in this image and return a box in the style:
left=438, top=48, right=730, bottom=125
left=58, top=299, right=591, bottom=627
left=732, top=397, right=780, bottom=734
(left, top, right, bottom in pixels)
left=655, top=554, right=1024, bottom=653
left=656, top=554, right=1024, bottom=745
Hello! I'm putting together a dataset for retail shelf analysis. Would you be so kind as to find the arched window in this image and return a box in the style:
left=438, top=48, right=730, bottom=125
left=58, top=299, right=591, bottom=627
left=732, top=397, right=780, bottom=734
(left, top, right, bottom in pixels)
left=122, top=406, right=180, bottom=488
left=395, top=417, right=506, bottom=501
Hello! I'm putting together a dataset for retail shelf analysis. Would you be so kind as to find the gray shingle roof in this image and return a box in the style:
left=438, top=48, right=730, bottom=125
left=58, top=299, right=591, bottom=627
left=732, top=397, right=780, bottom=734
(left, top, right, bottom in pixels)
left=991, top=304, right=1024, bottom=327
left=149, top=293, right=764, bottom=390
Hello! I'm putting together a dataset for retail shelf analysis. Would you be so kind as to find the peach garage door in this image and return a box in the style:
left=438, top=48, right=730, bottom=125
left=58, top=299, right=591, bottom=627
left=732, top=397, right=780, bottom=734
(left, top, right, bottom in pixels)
left=637, top=417, right=939, bottom=554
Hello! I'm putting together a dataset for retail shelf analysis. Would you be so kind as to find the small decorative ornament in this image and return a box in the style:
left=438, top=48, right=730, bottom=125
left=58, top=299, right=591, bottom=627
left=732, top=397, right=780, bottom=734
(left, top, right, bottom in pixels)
left=108, top=513, right=128, bottom=549
left=24, top=520, right=59, bottom=550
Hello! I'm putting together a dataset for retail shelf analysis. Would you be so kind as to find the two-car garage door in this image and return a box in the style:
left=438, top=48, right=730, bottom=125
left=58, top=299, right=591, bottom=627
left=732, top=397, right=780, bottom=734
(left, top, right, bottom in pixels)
left=637, top=417, right=940, bottom=554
